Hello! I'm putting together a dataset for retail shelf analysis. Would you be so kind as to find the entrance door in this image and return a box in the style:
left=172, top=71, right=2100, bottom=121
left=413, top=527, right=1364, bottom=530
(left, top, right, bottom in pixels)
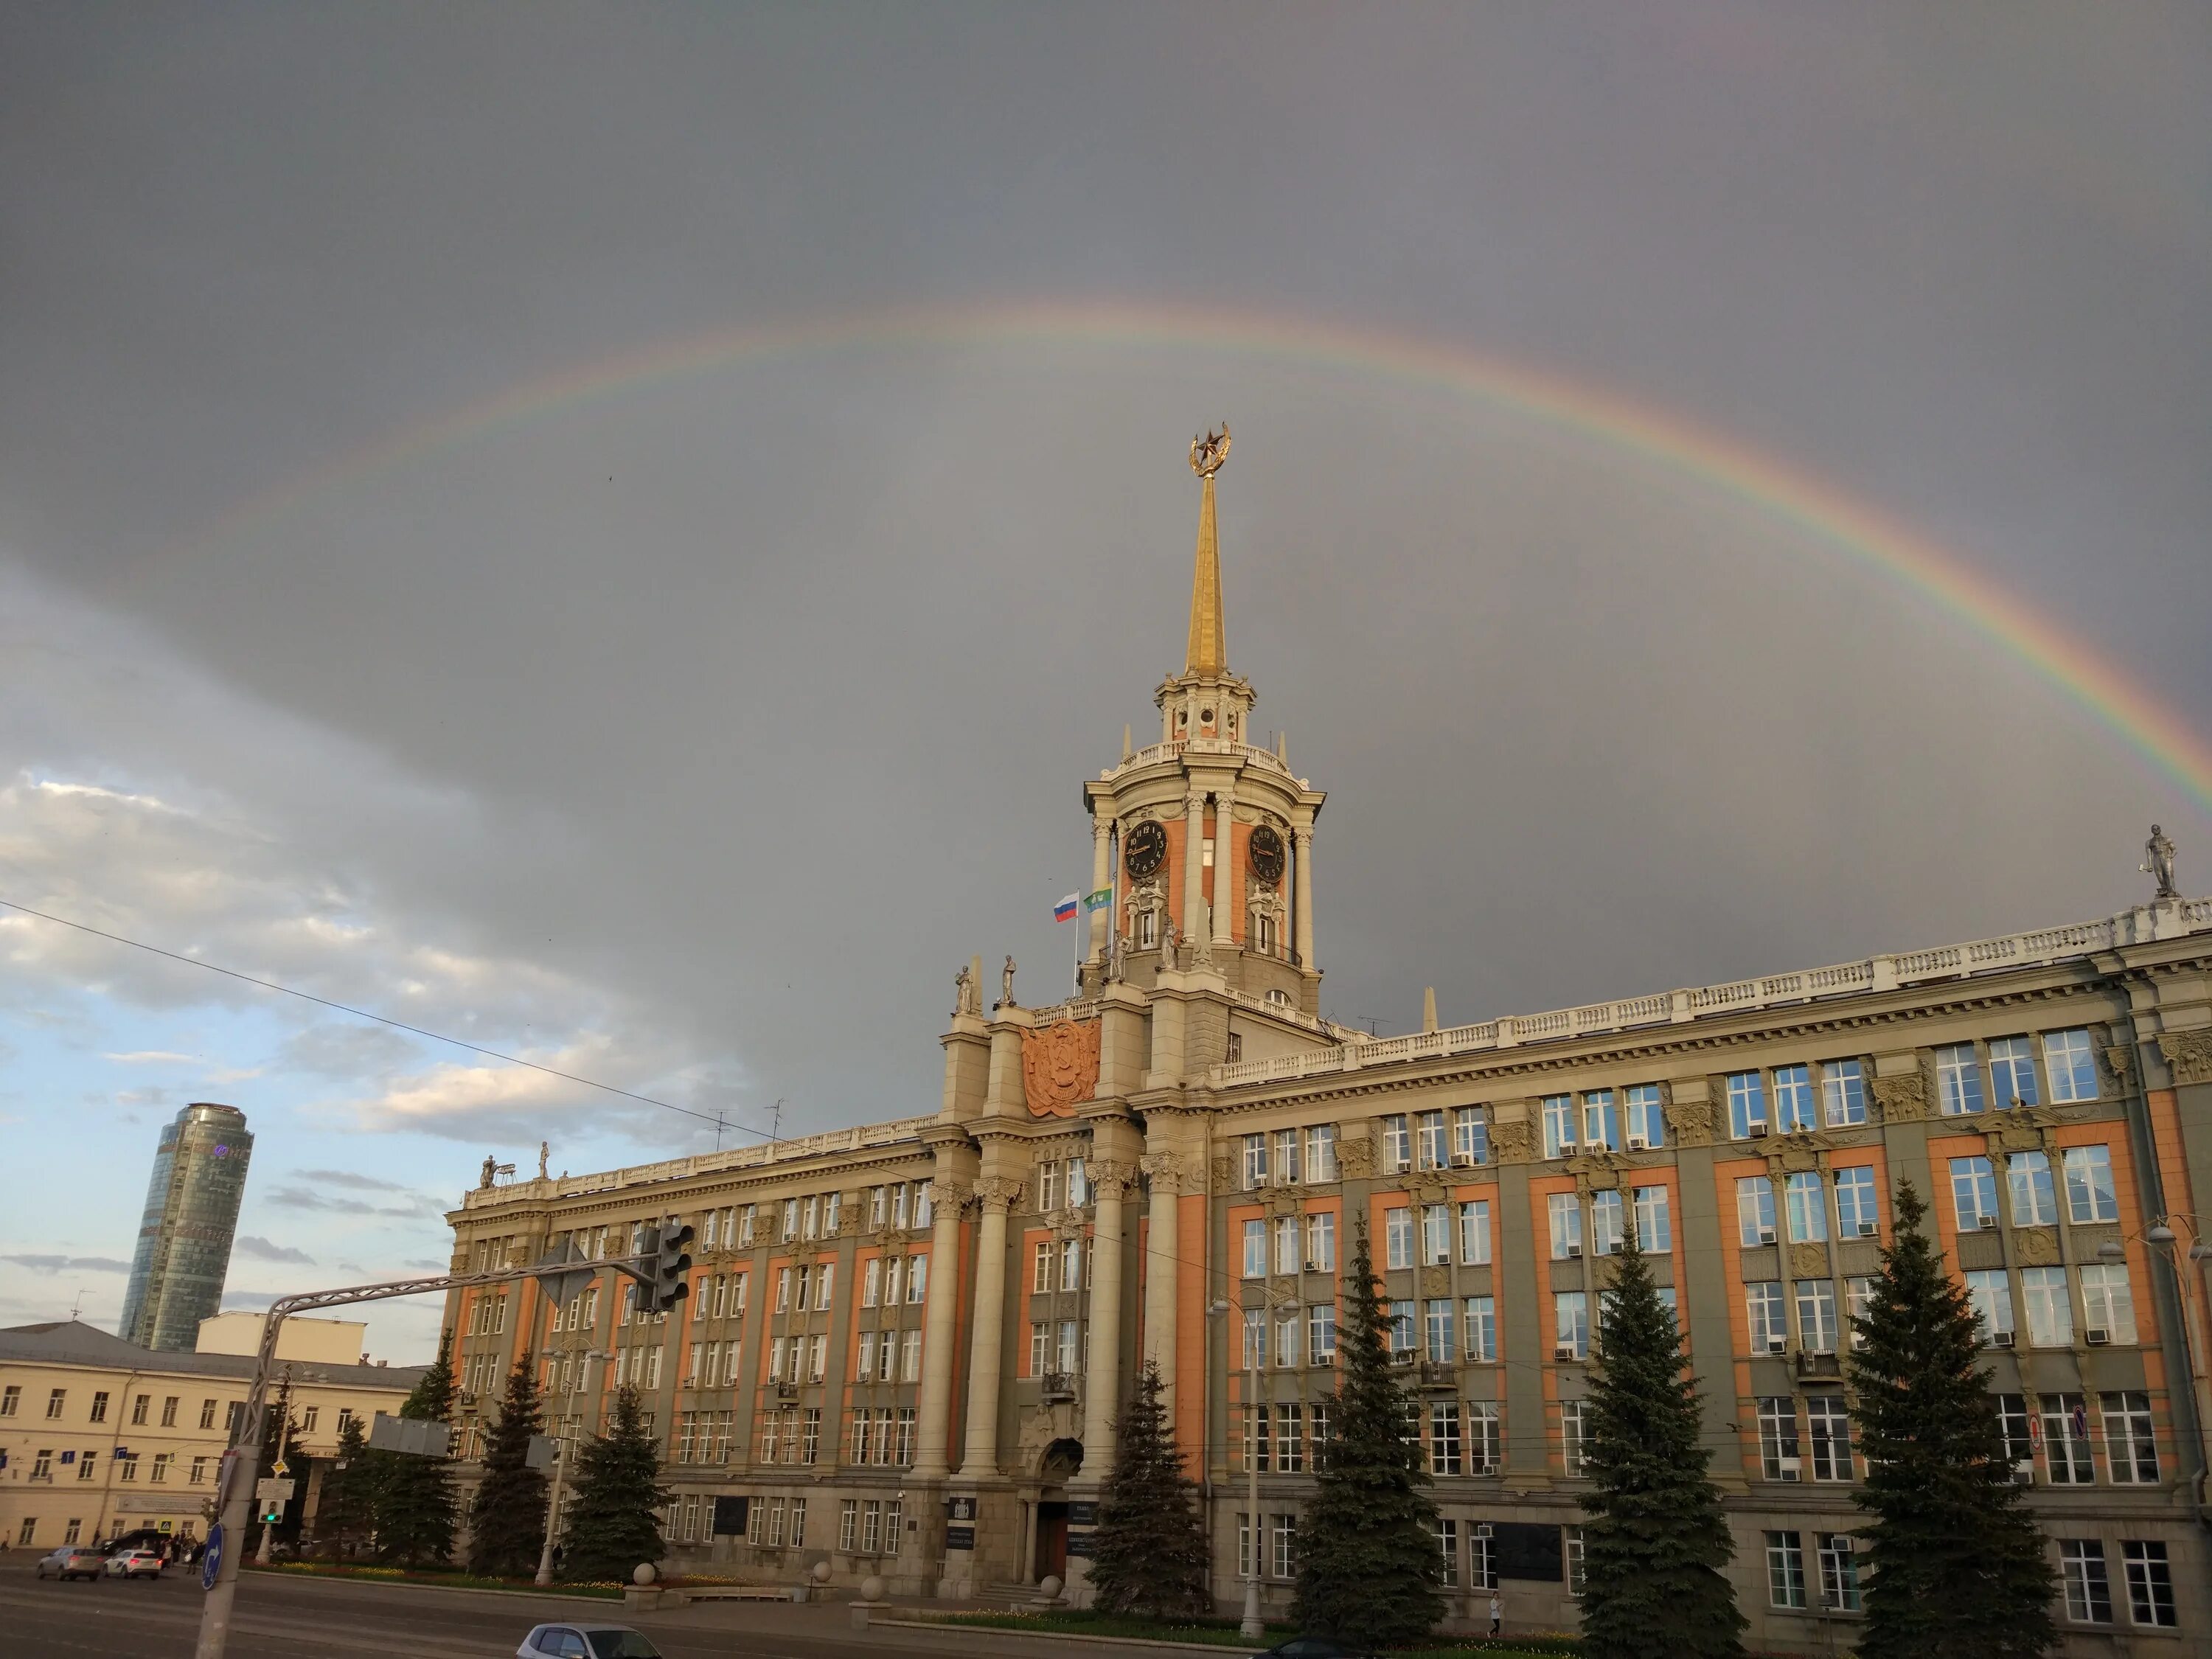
left=1036, top=1501, right=1069, bottom=1582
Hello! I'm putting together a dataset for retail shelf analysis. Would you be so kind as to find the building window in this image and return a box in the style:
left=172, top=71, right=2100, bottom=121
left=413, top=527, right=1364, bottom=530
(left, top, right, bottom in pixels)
left=1435, top=1518, right=1458, bottom=1587
left=1806, top=1394, right=1852, bottom=1481
left=2122, top=1542, right=2177, bottom=1627
left=1381, top=1115, right=1411, bottom=1172
left=1817, top=1534, right=1862, bottom=1613
left=1935, top=1043, right=1985, bottom=1115
left=2063, top=1146, right=2119, bottom=1222
left=1541, top=1094, right=1575, bottom=1158
left=1988, top=1034, right=2039, bottom=1107
left=1757, top=1397, right=1801, bottom=1481
left=1821, top=1059, right=1866, bottom=1126
left=1833, top=1166, right=1879, bottom=1238
left=1631, top=1184, right=1671, bottom=1253
left=46, top=1389, right=66, bottom=1419
left=1242, top=1219, right=1267, bottom=1279
left=1307, top=1304, right=1336, bottom=1365
left=1795, top=1280, right=1839, bottom=1354
left=0, top=1387, right=16, bottom=1417
left=1240, top=1136, right=1267, bottom=1191
left=1559, top=1399, right=1589, bottom=1473
left=1458, top=1200, right=1491, bottom=1265
left=1565, top=1526, right=1586, bottom=1596
left=2044, top=1029, right=2098, bottom=1102
left=2042, top=1394, right=2094, bottom=1484
left=2022, top=1267, right=2073, bottom=1348
left=1388, top=1300, right=1416, bottom=1355
left=1580, top=1091, right=1618, bottom=1152
left=1470, top=1522, right=1495, bottom=1588
left=1965, top=1270, right=2015, bottom=1342
left=1385, top=1206, right=1414, bottom=1270
left=1773, top=1065, right=1815, bottom=1132
left=1784, top=1172, right=1828, bottom=1243
left=1548, top=1193, right=1583, bottom=1259
left=1270, top=1130, right=1301, bottom=1185
left=1421, top=1203, right=1451, bottom=1266
left=1554, top=1292, right=1588, bottom=1360
left=2006, top=1152, right=2057, bottom=1226
left=1766, top=1531, right=1806, bottom=1609
left=1467, top=1402, right=1500, bottom=1474
left=1269, top=1216, right=1298, bottom=1276
left=1624, top=1083, right=1664, bottom=1147
left=2070, top=1262, right=2135, bottom=1346
left=1304, top=1211, right=1336, bottom=1272
left=1845, top=1276, right=1875, bottom=1348
left=1276, top=1402, right=1304, bottom=1472
left=1453, top=1107, right=1489, bottom=1164
left=1416, top=1110, right=1448, bottom=1169
left=1304, top=1124, right=1338, bottom=1182
left=1464, top=1296, right=1496, bottom=1363
left=1994, top=1394, right=2034, bottom=1467
left=1747, top=1283, right=1787, bottom=1355
left=1737, top=1177, right=1777, bottom=1245
left=2060, top=1540, right=2112, bottom=1624
left=1429, top=1402, right=1462, bottom=1475
left=1423, top=1300, right=1455, bottom=1363
left=1726, top=1072, right=1767, bottom=1138
left=1590, top=1191, right=1624, bottom=1256
left=2101, top=1392, right=2158, bottom=1484
left=1950, top=1157, right=1999, bottom=1231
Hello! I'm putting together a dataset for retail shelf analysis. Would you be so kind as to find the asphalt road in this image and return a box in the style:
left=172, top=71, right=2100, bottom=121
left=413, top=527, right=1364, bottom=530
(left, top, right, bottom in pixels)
left=0, top=1560, right=978, bottom=1659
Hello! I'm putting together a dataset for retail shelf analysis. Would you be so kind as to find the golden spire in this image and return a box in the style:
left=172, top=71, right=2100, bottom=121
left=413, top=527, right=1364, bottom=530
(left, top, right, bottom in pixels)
left=1184, top=424, right=1230, bottom=676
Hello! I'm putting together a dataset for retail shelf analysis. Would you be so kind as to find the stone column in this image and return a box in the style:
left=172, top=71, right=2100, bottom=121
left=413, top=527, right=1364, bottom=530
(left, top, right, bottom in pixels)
left=1180, top=785, right=1208, bottom=951
left=1088, top=815, right=1114, bottom=963
left=1140, top=1153, right=1183, bottom=1409
left=1211, top=786, right=1237, bottom=950
left=1082, top=1161, right=1138, bottom=1474
left=958, top=1176, right=1023, bottom=1474
left=1292, top=824, right=1315, bottom=970
left=912, top=1175, right=973, bottom=1480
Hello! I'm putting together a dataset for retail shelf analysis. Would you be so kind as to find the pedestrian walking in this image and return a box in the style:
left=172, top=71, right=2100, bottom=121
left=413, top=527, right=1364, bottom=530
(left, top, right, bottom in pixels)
left=1489, top=1592, right=1503, bottom=1636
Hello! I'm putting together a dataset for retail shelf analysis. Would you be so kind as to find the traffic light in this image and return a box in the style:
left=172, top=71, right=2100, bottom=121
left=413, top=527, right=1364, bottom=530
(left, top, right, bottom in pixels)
left=649, top=1218, right=694, bottom=1315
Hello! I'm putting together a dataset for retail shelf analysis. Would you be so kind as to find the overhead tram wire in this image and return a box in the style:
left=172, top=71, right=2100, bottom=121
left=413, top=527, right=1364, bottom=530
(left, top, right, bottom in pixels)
left=0, top=894, right=760, bottom=1139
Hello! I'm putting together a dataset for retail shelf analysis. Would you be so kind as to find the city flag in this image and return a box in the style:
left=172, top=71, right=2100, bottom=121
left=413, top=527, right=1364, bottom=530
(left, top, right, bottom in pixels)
left=1083, top=888, right=1113, bottom=911
left=1052, top=892, right=1081, bottom=922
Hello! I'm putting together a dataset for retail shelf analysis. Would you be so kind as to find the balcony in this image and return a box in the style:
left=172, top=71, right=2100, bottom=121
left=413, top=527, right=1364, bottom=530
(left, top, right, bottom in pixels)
left=1416, top=1361, right=1458, bottom=1392
left=1793, top=1350, right=1843, bottom=1381
left=1040, top=1372, right=1077, bottom=1404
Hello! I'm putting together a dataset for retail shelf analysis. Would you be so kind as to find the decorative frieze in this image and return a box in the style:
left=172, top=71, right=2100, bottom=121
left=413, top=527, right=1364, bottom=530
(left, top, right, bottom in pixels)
left=2014, top=1227, right=2060, bottom=1267
left=1663, top=1096, right=1713, bottom=1149
left=1871, top=1073, right=1927, bottom=1123
left=2157, top=1029, right=2212, bottom=1087
left=1491, top=1118, right=1534, bottom=1165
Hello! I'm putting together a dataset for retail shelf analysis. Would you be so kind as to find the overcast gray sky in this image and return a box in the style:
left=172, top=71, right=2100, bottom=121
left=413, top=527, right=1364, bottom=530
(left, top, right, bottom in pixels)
left=2, top=2, right=2206, bottom=1357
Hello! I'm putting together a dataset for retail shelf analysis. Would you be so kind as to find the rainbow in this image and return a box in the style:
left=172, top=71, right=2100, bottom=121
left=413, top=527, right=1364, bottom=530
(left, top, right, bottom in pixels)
left=168, top=297, right=2212, bottom=817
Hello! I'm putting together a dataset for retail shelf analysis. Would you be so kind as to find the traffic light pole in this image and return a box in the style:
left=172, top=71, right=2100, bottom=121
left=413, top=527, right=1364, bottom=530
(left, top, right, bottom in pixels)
left=192, top=1254, right=654, bottom=1659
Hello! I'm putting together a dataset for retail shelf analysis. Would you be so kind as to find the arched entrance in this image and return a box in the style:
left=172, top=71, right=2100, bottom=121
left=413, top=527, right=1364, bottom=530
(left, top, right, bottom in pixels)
left=1033, top=1439, right=1084, bottom=1582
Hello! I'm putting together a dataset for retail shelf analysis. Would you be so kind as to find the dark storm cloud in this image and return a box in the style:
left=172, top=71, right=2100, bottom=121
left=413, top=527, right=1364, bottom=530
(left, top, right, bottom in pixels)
left=0, top=0, right=2203, bottom=1172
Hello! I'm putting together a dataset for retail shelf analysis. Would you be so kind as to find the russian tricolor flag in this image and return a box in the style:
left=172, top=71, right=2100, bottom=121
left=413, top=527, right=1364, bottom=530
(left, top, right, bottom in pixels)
left=1051, top=892, right=1081, bottom=922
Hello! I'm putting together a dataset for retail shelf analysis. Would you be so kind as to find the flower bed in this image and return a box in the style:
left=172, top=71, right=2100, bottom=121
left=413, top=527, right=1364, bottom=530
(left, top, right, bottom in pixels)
left=251, top=1561, right=624, bottom=1598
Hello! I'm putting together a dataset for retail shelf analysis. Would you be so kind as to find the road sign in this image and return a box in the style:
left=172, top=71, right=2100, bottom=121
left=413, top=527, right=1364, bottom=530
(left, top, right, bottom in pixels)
left=255, top=1478, right=296, bottom=1503
left=271, top=1456, right=290, bottom=1478
left=368, top=1413, right=451, bottom=1458
left=525, top=1434, right=559, bottom=1471
left=201, top=1524, right=224, bottom=1590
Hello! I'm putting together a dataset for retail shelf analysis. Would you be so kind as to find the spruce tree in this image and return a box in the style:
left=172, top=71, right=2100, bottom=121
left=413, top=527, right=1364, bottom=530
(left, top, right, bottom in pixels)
left=1290, top=1222, right=1441, bottom=1644
left=1579, top=1234, right=1745, bottom=1659
left=315, top=1412, right=375, bottom=1559
left=1849, top=1181, right=2056, bottom=1659
left=559, top=1385, right=669, bottom=1583
left=369, top=1329, right=459, bottom=1568
left=467, top=1358, right=549, bottom=1576
left=1088, top=1362, right=1212, bottom=1618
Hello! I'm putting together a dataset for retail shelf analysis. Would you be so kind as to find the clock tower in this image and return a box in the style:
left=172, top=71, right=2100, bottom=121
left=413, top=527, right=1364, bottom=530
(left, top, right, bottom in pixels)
left=1080, top=427, right=1326, bottom=1015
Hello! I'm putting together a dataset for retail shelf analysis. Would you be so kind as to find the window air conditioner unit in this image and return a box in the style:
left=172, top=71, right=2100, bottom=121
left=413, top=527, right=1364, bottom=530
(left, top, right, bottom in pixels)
left=1554, top=1345, right=1579, bottom=1363
left=1314, top=1351, right=1335, bottom=1366
left=1767, top=1338, right=1787, bottom=1355
left=1857, top=1221, right=1880, bottom=1237
left=1565, top=1242, right=1583, bottom=1259
left=1748, top=1122, right=1770, bottom=1139
left=1992, top=1330, right=2016, bottom=1349
left=1626, top=1134, right=1649, bottom=1152
left=1392, top=1349, right=1416, bottom=1366
left=1473, top=1523, right=1493, bottom=1540
left=1778, top=1456, right=1802, bottom=1480
left=2086, top=1327, right=2111, bottom=1347
left=1978, top=1214, right=1998, bottom=1230
left=1757, top=1228, right=1778, bottom=1245
left=2011, top=1460, right=2035, bottom=1486
left=1303, top=1260, right=1320, bottom=1273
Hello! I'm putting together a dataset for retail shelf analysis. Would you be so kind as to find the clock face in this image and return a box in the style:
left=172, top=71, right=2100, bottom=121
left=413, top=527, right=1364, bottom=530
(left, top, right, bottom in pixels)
left=1248, top=825, right=1286, bottom=885
left=1124, top=819, right=1168, bottom=880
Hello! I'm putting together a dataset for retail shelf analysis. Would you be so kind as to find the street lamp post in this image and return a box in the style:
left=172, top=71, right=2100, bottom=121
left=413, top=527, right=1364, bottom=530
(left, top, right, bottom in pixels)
left=1206, top=1294, right=1264, bottom=1641
left=2098, top=1214, right=2212, bottom=1509
left=536, top=1350, right=607, bottom=1585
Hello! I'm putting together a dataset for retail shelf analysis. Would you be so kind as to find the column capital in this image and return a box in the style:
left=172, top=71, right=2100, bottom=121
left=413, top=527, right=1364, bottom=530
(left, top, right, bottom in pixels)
left=973, top=1175, right=1025, bottom=1211
left=1093, top=815, right=1113, bottom=841
left=1291, top=823, right=1313, bottom=846
left=1088, top=1158, right=1144, bottom=1200
left=1139, top=1150, right=1192, bottom=1194
left=931, top=1175, right=975, bottom=1211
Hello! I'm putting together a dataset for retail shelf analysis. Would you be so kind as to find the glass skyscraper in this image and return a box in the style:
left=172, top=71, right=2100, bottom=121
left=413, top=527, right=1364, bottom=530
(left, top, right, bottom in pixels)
left=119, top=1102, right=254, bottom=1351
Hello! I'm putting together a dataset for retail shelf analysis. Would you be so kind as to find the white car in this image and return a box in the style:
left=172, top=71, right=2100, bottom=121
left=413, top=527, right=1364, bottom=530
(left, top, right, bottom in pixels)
left=518, top=1626, right=663, bottom=1659
left=105, top=1548, right=164, bottom=1579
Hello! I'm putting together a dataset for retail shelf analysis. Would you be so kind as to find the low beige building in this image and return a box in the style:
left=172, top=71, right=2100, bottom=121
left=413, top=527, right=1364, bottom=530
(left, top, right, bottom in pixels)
left=0, top=1319, right=422, bottom=1550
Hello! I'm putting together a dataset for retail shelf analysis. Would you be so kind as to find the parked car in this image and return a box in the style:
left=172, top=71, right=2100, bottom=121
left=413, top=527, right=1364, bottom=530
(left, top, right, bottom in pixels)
left=518, top=1626, right=664, bottom=1659
left=36, top=1545, right=108, bottom=1582
left=105, top=1548, right=165, bottom=1579
left=1252, top=1641, right=1379, bottom=1659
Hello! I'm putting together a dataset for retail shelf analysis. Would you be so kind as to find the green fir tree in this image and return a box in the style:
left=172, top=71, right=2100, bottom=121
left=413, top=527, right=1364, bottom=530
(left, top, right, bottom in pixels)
left=1290, top=1222, right=1442, bottom=1644
left=467, top=1357, right=549, bottom=1576
left=368, top=1329, right=459, bottom=1568
left=559, top=1384, right=669, bottom=1583
left=1579, top=1233, right=1745, bottom=1659
left=1849, top=1181, right=2056, bottom=1659
left=1088, top=1362, right=1212, bottom=1618
left=315, top=1411, right=375, bottom=1559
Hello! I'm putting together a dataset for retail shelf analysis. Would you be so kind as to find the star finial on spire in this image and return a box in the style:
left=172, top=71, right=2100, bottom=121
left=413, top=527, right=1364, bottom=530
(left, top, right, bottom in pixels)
left=1185, top=423, right=1229, bottom=676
